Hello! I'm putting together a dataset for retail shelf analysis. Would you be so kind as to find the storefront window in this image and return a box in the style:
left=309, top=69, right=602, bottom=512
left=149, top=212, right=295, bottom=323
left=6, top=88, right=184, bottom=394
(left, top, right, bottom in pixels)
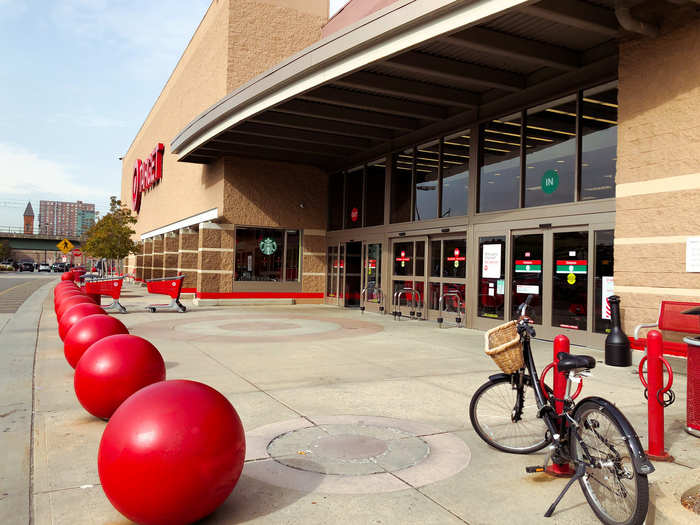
left=326, top=245, right=338, bottom=297
left=442, top=131, right=469, bottom=218
left=328, top=174, right=343, bottom=231
left=442, top=239, right=466, bottom=279
left=285, top=230, right=300, bottom=281
left=414, top=141, right=439, bottom=221
left=345, top=166, right=363, bottom=229
left=365, top=160, right=385, bottom=227
left=478, top=236, right=505, bottom=319
left=430, top=240, right=441, bottom=277
left=594, top=230, right=614, bottom=334
left=581, top=86, right=617, bottom=201
left=391, top=148, right=413, bottom=223
left=525, top=96, right=576, bottom=207
left=479, top=115, right=520, bottom=212
left=234, top=228, right=299, bottom=282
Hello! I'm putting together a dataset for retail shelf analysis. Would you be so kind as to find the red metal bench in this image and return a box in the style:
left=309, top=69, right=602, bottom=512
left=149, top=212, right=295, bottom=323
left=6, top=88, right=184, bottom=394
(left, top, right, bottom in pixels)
left=631, top=301, right=700, bottom=357
left=84, top=276, right=127, bottom=313
left=145, top=274, right=187, bottom=313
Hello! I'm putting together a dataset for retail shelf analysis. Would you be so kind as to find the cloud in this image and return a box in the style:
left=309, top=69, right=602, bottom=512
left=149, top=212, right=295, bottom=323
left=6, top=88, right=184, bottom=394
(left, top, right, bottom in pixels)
left=0, top=142, right=107, bottom=202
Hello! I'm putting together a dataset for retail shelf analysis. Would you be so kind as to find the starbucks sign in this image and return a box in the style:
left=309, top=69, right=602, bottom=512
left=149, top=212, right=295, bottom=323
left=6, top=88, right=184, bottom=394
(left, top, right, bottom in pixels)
left=259, top=237, right=277, bottom=255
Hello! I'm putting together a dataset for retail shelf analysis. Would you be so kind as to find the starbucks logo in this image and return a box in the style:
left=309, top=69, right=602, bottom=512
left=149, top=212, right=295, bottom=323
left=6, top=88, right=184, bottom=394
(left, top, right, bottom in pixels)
left=259, top=237, right=277, bottom=255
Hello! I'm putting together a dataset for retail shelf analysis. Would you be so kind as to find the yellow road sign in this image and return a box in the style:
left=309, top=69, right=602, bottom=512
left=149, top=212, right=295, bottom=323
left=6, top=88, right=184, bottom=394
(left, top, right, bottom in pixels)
left=57, top=238, right=74, bottom=254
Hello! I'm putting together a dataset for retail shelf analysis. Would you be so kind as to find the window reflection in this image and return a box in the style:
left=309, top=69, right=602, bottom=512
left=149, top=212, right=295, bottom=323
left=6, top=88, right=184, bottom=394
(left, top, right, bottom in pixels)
left=581, top=86, right=617, bottom=201
left=345, top=166, right=363, bottom=229
left=415, top=141, right=439, bottom=221
left=479, top=115, right=520, bottom=212
left=391, top=148, right=413, bottom=223
left=235, top=227, right=296, bottom=282
left=328, top=174, right=343, bottom=230
left=442, top=131, right=469, bottom=217
left=365, top=160, right=385, bottom=226
left=525, top=96, right=576, bottom=207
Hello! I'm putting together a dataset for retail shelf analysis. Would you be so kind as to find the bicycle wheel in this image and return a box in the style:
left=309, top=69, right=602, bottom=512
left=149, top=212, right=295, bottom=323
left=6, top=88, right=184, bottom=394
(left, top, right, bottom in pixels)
left=571, top=400, right=649, bottom=525
left=469, top=375, right=550, bottom=454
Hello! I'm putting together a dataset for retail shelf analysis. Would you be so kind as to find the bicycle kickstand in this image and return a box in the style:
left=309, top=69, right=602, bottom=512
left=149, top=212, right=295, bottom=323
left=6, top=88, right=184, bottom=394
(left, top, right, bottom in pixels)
left=544, top=463, right=586, bottom=518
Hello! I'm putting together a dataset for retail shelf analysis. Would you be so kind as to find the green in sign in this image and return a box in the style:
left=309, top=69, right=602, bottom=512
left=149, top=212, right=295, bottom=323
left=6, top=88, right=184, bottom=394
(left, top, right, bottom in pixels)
left=541, top=169, right=559, bottom=194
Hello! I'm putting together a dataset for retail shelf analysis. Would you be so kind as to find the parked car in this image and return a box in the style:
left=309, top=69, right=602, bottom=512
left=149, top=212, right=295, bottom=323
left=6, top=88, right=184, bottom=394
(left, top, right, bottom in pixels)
left=51, top=262, right=66, bottom=272
left=38, top=263, right=51, bottom=272
left=18, top=260, right=35, bottom=272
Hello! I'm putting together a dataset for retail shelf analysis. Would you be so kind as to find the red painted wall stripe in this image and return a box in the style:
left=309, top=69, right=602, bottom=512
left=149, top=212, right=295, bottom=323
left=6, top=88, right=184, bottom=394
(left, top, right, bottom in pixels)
left=195, top=292, right=324, bottom=299
left=181, top=287, right=197, bottom=293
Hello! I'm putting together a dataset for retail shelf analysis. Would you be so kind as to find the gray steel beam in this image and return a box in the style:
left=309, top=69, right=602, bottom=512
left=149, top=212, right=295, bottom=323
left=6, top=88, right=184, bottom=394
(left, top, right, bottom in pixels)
left=385, top=51, right=526, bottom=92
left=524, top=0, right=620, bottom=37
left=201, top=143, right=334, bottom=167
left=333, top=71, right=479, bottom=108
left=300, top=85, right=447, bottom=120
left=275, top=99, right=419, bottom=131
left=251, top=111, right=396, bottom=141
left=235, top=122, right=373, bottom=149
left=212, top=132, right=351, bottom=157
left=440, top=27, right=579, bottom=71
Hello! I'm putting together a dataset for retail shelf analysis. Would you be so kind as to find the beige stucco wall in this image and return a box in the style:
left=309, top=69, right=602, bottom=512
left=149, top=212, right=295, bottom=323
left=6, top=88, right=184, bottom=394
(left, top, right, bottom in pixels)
left=616, top=19, right=700, bottom=336
left=121, top=0, right=328, bottom=239
left=227, top=0, right=327, bottom=91
left=120, top=0, right=230, bottom=236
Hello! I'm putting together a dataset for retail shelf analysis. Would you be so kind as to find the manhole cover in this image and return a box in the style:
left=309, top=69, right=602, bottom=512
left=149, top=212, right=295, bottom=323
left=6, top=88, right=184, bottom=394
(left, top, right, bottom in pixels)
left=244, top=415, right=471, bottom=494
left=681, top=485, right=700, bottom=514
left=267, top=423, right=429, bottom=476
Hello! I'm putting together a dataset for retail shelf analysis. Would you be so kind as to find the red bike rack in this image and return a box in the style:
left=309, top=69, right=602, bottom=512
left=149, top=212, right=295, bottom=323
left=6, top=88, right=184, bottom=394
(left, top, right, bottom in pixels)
left=539, top=334, right=577, bottom=477
left=84, top=277, right=126, bottom=313
left=638, top=329, right=675, bottom=461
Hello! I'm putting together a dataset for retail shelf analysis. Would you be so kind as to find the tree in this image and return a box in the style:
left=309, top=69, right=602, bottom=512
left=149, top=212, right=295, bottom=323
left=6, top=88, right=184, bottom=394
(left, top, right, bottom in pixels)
left=83, top=197, right=139, bottom=266
left=0, top=240, right=11, bottom=261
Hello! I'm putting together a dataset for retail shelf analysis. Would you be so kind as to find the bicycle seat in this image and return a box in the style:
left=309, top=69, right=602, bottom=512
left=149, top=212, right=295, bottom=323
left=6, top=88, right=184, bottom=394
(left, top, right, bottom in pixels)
left=556, top=352, right=596, bottom=372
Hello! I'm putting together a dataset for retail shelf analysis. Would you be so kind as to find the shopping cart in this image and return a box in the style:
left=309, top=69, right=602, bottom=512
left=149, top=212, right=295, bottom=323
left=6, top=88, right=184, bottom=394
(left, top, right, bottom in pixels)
left=144, top=274, right=187, bottom=313
left=84, top=276, right=127, bottom=313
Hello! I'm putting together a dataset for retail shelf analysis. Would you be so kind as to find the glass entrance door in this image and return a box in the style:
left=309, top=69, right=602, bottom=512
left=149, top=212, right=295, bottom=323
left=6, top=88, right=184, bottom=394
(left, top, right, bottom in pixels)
left=427, top=236, right=467, bottom=322
left=552, top=231, right=588, bottom=331
left=391, top=237, right=426, bottom=316
left=362, top=242, right=383, bottom=313
left=344, top=241, right=362, bottom=307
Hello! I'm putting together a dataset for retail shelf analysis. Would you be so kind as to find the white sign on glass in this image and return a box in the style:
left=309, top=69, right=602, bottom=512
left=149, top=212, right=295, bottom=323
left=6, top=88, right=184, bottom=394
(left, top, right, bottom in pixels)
left=601, top=276, right=614, bottom=320
left=686, top=237, right=700, bottom=272
left=482, top=244, right=501, bottom=278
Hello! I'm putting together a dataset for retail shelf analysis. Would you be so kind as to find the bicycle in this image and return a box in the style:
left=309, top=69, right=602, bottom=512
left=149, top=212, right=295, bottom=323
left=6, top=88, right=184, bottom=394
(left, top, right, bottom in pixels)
left=469, top=296, right=654, bottom=524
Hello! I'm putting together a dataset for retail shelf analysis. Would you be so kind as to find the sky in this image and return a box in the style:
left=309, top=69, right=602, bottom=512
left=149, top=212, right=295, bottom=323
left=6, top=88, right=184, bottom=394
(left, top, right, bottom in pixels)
left=0, top=0, right=348, bottom=229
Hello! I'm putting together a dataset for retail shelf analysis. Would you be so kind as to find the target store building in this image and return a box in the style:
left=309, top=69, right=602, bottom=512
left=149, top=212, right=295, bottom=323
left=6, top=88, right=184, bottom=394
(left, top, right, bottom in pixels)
left=123, top=0, right=700, bottom=348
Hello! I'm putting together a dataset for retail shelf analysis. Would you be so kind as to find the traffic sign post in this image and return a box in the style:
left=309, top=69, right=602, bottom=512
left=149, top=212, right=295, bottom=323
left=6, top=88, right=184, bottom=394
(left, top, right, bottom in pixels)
left=57, top=238, right=74, bottom=254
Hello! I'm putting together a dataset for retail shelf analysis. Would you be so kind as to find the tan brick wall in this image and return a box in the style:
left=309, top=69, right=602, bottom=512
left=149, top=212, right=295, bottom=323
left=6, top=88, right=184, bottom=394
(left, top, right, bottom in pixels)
left=152, top=235, right=164, bottom=279
left=163, top=232, right=179, bottom=278
left=142, top=239, right=154, bottom=281
left=197, top=223, right=234, bottom=294
left=616, top=19, right=700, bottom=335
left=178, top=228, right=199, bottom=290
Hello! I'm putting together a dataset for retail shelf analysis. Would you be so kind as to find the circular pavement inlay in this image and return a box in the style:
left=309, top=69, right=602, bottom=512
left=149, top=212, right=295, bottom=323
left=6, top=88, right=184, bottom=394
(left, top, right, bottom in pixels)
left=244, top=415, right=471, bottom=494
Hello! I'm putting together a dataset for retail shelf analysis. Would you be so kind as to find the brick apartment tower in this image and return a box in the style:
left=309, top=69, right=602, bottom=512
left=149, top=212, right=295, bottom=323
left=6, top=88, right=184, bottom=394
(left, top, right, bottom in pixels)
left=23, top=202, right=34, bottom=234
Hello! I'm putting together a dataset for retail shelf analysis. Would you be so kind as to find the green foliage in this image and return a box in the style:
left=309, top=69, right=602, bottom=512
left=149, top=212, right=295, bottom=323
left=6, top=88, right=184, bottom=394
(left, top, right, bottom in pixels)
left=83, top=197, right=139, bottom=260
left=0, top=239, right=10, bottom=260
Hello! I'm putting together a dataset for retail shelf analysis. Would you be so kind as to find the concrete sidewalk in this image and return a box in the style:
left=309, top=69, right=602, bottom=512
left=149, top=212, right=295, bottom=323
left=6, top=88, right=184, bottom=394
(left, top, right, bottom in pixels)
left=24, top=283, right=700, bottom=523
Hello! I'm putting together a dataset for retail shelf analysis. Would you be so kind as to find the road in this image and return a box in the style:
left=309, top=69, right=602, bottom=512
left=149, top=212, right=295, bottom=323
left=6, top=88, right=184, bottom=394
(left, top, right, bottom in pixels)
left=0, top=272, right=56, bottom=314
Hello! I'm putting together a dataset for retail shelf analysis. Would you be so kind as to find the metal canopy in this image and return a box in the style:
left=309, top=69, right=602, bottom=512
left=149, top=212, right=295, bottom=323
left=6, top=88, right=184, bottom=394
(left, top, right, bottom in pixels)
left=171, top=0, right=629, bottom=171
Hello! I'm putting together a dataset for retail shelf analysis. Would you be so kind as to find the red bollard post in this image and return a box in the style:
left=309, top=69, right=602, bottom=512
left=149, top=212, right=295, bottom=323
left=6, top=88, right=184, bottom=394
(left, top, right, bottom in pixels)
left=645, top=330, right=673, bottom=461
left=547, top=334, right=575, bottom=477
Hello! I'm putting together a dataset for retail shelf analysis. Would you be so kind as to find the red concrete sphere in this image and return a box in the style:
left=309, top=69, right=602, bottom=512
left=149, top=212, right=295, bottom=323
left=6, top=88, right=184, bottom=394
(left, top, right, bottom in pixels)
left=98, top=380, right=245, bottom=525
left=61, top=271, right=74, bottom=281
left=58, top=302, right=106, bottom=341
left=54, top=288, right=82, bottom=307
left=74, top=335, right=166, bottom=419
left=64, top=314, right=129, bottom=369
left=57, top=295, right=95, bottom=321
left=54, top=282, right=77, bottom=296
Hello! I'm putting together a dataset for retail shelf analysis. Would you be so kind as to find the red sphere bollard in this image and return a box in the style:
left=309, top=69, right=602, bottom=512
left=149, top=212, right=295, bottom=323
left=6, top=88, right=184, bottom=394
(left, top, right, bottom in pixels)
left=57, top=295, right=95, bottom=321
left=74, top=335, right=166, bottom=419
left=98, top=380, right=246, bottom=525
left=58, top=302, right=106, bottom=341
left=64, top=314, right=129, bottom=369
left=61, top=271, right=74, bottom=281
left=54, top=282, right=77, bottom=296
left=55, top=287, right=82, bottom=305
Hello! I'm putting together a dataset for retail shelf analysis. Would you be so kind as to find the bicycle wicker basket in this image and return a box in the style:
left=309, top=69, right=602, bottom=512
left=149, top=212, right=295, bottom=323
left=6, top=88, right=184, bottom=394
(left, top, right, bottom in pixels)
left=484, top=320, right=524, bottom=374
